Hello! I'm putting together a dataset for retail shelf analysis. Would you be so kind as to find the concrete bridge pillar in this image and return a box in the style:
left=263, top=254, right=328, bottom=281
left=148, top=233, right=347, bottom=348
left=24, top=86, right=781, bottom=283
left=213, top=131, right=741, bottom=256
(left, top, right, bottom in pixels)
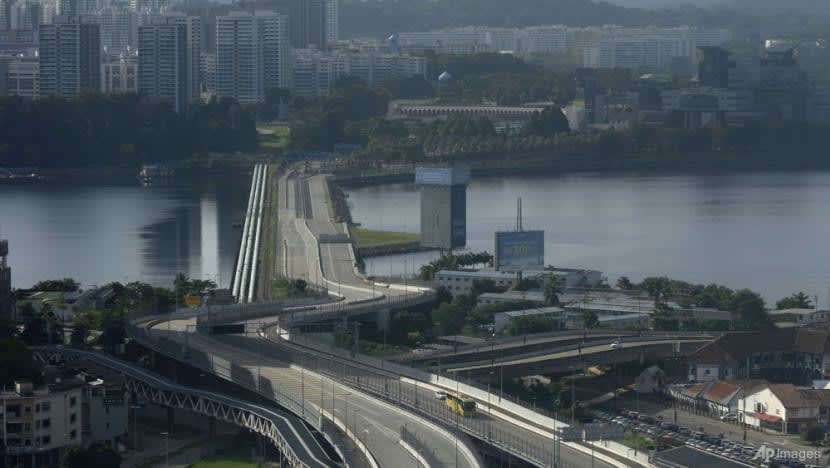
left=375, top=308, right=390, bottom=332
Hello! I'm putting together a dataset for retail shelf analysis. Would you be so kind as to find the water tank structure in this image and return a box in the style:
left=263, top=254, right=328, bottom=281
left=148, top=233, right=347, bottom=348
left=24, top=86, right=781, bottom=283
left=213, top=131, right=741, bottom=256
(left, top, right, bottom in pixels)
left=416, top=167, right=469, bottom=250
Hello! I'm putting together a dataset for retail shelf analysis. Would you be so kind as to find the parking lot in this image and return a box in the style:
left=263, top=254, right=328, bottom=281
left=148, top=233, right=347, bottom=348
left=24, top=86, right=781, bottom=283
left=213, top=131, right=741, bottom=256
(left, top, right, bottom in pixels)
left=593, top=407, right=827, bottom=468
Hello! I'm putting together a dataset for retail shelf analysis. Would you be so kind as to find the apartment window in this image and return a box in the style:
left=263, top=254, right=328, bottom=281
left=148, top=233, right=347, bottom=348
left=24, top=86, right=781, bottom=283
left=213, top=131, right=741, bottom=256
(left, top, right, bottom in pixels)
left=24, top=406, right=31, bottom=414
left=70, top=430, right=77, bottom=439
left=42, top=419, right=50, bottom=429
left=40, top=402, right=50, bottom=412
left=42, top=436, right=50, bottom=445
left=70, top=413, right=76, bottom=423
left=69, top=397, right=77, bottom=407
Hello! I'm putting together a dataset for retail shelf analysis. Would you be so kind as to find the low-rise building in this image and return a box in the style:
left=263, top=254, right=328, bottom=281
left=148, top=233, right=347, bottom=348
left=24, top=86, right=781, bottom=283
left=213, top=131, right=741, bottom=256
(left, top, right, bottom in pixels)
left=688, top=328, right=830, bottom=384
left=596, top=313, right=650, bottom=329
left=768, top=308, right=829, bottom=327
left=739, top=383, right=830, bottom=433
left=0, top=361, right=129, bottom=466
left=435, top=267, right=604, bottom=296
left=477, top=290, right=545, bottom=307
left=494, top=306, right=568, bottom=333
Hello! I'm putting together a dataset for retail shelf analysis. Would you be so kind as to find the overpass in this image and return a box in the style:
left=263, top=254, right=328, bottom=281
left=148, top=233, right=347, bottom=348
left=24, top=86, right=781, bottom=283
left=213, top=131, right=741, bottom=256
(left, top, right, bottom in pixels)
left=31, top=346, right=340, bottom=468
left=138, top=166, right=654, bottom=468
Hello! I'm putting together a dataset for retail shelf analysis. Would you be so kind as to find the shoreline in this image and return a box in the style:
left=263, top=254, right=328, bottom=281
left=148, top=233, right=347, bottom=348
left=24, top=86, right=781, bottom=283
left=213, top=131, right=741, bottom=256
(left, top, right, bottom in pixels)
left=332, top=149, right=830, bottom=187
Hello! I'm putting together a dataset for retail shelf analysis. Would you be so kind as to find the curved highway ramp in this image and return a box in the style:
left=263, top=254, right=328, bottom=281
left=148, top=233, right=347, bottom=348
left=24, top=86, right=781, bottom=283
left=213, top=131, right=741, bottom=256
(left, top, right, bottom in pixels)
left=31, top=346, right=340, bottom=468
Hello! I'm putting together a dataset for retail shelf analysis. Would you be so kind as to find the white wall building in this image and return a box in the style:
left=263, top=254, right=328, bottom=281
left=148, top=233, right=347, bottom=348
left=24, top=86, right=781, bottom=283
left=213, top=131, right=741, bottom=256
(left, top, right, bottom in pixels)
left=739, top=384, right=829, bottom=434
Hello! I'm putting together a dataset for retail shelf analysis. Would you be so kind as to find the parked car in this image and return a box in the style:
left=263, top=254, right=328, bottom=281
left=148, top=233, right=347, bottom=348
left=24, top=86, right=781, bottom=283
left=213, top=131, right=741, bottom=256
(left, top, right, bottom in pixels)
left=435, top=390, right=447, bottom=400
left=720, top=413, right=738, bottom=422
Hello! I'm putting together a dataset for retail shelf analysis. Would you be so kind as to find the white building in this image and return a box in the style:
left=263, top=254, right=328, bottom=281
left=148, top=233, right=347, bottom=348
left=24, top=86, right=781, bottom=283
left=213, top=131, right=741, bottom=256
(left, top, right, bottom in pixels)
left=768, top=308, right=830, bottom=327
left=215, top=10, right=289, bottom=104
left=0, top=380, right=83, bottom=466
left=101, top=53, right=136, bottom=93
left=520, top=26, right=567, bottom=55
left=739, top=383, right=830, bottom=434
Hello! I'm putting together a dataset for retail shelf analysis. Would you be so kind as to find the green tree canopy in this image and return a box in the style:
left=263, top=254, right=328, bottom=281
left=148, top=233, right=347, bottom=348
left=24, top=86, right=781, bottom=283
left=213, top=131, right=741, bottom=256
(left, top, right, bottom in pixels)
left=60, top=442, right=121, bottom=468
left=776, top=292, right=813, bottom=310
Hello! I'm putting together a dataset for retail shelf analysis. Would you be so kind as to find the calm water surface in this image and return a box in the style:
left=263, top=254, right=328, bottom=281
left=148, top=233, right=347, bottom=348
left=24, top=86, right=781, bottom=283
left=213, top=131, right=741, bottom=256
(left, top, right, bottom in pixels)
left=0, top=169, right=252, bottom=289
left=346, top=171, right=830, bottom=305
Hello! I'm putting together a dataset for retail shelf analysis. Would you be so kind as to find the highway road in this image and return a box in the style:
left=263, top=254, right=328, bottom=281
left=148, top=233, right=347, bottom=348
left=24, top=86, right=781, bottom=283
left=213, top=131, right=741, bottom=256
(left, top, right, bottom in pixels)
left=147, top=169, right=634, bottom=468
left=445, top=339, right=711, bottom=373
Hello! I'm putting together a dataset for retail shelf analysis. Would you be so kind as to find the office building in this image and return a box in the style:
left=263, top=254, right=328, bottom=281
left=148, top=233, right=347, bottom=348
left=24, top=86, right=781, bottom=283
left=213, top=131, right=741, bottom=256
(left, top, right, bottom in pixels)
left=101, top=53, right=136, bottom=93
left=0, top=240, right=10, bottom=320
left=215, top=10, right=288, bottom=104
left=137, top=18, right=188, bottom=112
left=416, top=167, right=469, bottom=250
left=38, top=17, right=101, bottom=98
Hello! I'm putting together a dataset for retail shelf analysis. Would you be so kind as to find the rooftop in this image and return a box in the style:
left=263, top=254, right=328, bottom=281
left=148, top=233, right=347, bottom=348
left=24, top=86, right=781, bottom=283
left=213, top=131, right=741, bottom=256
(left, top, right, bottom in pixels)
left=689, top=328, right=830, bottom=366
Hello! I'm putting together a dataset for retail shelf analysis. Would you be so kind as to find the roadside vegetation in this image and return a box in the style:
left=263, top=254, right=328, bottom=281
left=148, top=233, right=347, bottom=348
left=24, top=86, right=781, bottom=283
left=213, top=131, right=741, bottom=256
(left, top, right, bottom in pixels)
left=350, top=227, right=420, bottom=248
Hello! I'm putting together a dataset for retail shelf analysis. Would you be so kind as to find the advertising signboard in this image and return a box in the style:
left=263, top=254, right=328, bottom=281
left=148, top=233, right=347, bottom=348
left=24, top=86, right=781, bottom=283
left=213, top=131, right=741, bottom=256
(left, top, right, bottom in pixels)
left=494, top=230, right=545, bottom=272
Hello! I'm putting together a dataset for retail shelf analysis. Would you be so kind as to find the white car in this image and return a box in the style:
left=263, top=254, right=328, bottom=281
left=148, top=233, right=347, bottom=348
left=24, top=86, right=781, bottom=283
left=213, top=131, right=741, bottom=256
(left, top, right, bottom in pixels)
left=435, top=390, right=447, bottom=400
left=610, top=341, right=621, bottom=349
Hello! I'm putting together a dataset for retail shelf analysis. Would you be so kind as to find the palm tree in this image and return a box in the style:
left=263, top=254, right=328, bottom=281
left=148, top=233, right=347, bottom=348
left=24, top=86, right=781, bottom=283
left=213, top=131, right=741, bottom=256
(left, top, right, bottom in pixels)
left=544, top=278, right=562, bottom=306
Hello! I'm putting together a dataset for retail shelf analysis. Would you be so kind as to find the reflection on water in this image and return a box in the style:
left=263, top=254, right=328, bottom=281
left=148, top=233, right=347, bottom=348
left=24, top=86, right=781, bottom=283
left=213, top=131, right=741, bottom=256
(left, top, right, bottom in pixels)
left=348, top=171, right=830, bottom=304
left=0, top=169, right=252, bottom=289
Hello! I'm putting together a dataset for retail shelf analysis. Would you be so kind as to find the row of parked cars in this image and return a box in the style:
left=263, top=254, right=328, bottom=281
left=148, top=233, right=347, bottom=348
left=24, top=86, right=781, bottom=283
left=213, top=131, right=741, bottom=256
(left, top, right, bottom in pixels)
left=593, top=408, right=820, bottom=468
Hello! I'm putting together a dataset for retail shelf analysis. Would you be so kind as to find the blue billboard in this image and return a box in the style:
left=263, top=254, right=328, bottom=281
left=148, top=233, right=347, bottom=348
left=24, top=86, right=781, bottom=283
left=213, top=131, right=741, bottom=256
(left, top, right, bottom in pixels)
left=495, top=231, right=545, bottom=272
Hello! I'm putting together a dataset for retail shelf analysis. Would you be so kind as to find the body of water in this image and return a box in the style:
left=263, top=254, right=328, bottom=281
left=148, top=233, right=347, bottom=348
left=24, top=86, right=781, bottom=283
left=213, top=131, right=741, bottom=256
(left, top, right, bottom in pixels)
left=346, top=171, right=830, bottom=305
left=0, top=169, right=252, bottom=289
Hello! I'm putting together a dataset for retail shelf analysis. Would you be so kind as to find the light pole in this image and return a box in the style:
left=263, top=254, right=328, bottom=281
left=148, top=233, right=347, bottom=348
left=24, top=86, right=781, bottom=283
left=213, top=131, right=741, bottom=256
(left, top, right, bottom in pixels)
left=161, top=431, right=169, bottom=467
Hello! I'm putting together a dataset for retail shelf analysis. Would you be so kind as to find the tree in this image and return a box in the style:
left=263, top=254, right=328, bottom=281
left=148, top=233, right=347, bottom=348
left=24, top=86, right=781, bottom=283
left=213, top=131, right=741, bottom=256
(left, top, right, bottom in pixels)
left=523, top=107, right=569, bottom=137
left=431, top=302, right=466, bottom=336
left=776, top=292, right=813, bottom=310
left=803, top=425, right=825, bottom=445
left=32, top=278, right=79, bottom=292
left=582, top=310, right=599, bottom=329
left=616, top=276, right=634, bottom=290
left=639, top=277, right=672, bottom=300
left=544, top=278, right=562, bottom=306
left=509, top=315, right=558, bottom=336
left=730, top=289, right=773, bottom=330
left=70, top=324, right=88, bottom=347
left=0, top=339, right=37, bottom=387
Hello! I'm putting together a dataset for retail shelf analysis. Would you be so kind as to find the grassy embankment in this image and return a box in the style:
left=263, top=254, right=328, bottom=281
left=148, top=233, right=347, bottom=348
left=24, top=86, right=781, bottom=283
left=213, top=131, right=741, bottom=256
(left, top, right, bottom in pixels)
left=189, top=450, right=257, bottom=468
left=257, top=123, right=290, bottom=152
left=350, top=227, right=420, bottom=248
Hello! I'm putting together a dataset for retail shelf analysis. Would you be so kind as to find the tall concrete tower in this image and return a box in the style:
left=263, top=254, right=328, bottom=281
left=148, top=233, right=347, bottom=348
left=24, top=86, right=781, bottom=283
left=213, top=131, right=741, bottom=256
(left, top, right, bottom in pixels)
left=416, top=167, right=469, bottom=251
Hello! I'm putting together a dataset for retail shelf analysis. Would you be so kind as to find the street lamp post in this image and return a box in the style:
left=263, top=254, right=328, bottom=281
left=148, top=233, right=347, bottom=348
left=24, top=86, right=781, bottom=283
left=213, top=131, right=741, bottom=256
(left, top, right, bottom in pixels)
left=161, top=431, right=169, bottom=467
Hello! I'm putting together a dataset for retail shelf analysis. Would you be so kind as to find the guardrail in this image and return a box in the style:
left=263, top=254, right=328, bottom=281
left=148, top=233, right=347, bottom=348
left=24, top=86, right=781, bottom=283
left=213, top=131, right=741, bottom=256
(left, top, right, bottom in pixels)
left=32, top=346, right=337, bottom=468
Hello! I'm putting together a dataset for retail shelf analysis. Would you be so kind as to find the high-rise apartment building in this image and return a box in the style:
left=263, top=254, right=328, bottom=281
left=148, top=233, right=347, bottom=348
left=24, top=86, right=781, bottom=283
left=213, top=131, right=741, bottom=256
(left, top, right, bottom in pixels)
left=9, top=0, right=41, bottom=31
left=0, top=240, right=11, bottom=320
left=83, top=6, right=137, bottom=54
left=276, top=0, right=325, bottom=49
left=165, top=13, right=200, bottom=102
left=325, top=0, right=337, bottom=44
left=38, top=17, right=101, bottom=98
left=215, top=10, right=288, bottom=104
left=137, top=17, right=188, bottom=112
